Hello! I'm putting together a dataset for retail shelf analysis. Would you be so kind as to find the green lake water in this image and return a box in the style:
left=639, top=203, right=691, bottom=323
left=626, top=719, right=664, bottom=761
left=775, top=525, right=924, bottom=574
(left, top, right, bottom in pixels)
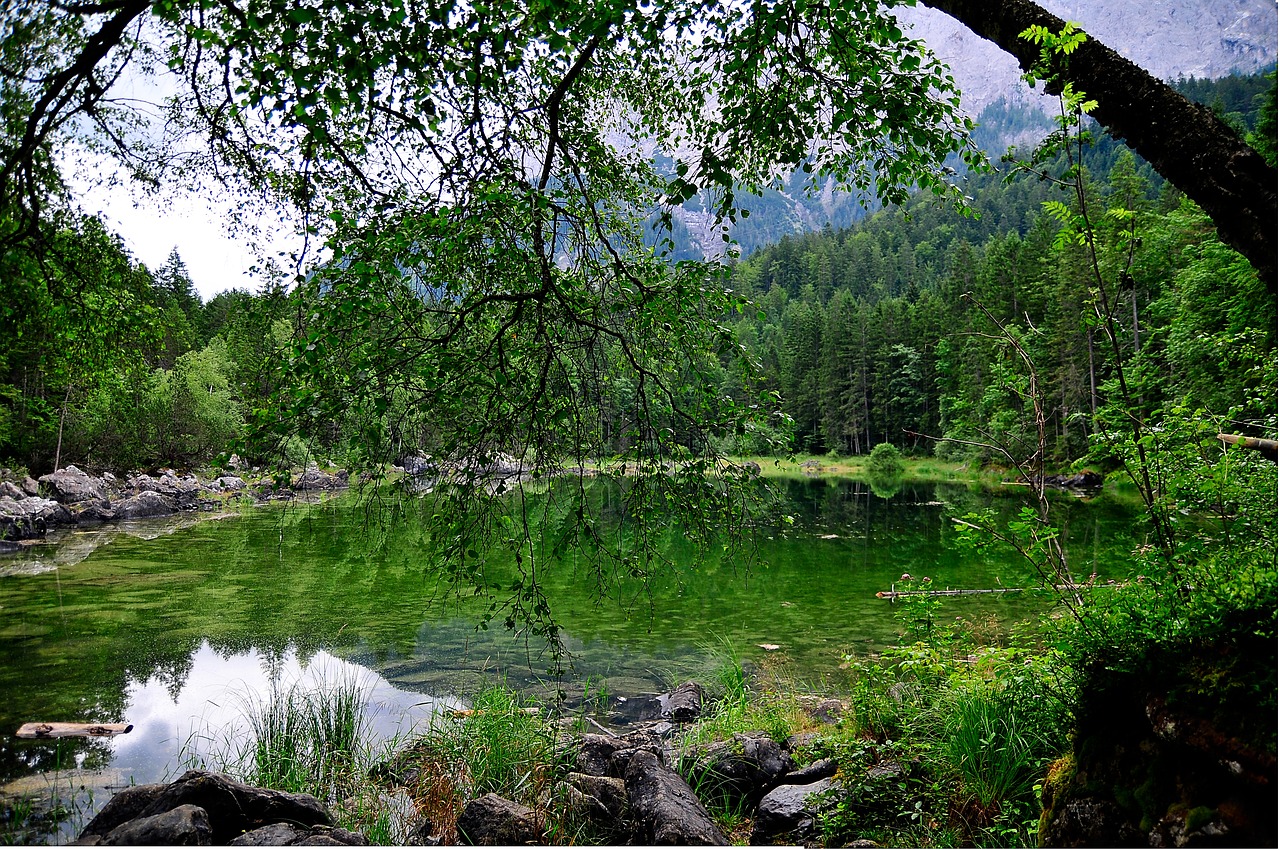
left=0, top=478, right=1141, bottom=841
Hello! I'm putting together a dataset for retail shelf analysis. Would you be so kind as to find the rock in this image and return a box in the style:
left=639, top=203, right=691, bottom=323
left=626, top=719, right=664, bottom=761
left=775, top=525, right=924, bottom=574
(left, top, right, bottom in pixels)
left=550, top=783, right=612, bottom=826
left=75, top=784, right=170, bottom=843
left=658, top=681, right=704, bottom=723
left=227, top=454, right=248, bottom=472
left=1063, top=471, right=1104, bottom=489
left=21, top=476, right=39, bottom=496
left=1041, top=797, right=1145, bottom=847
left=216, top=476, right=247, bottom=491
left=131, top=473, right=202, bottom=505
left=114, top=491, right=178, bottom=520
left=678, top=732, right=793, bottom=807
left=0, top=496, right=72, bottom=540
left=741, top=462, right=761, bottom=476
left=1, top=480, right=25, bottom=499
left=78, top=771, right=331, bottom=846
left=782, top=758, right=839, bottom=784
left=74, top=503, right=117, bottom=525
left=563, top=773, right=628, bottom=820
left=624, top=750, right=726, bottom=845
left=229, top=823, right=369, bottom=845
left=750, top=777, right=839, bottom=843
left=575, top=734, right=631, bottom=777
left=100, top=803, right=213, bottom=846
left=294, top=465, right=348, bottom=491
left=806, top=697, right=847, bottom=724
left=456, top=794, right=542, bottom=845
left=39, top=466, right=108, bottom=505
left=398, top=454, right=434, bottom=477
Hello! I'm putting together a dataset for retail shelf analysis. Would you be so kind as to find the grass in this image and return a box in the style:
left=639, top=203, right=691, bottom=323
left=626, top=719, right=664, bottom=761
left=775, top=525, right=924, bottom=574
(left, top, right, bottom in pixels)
left=179, top=671, right=419, bottom=843
left=385, top=687, right=568, bottom=844
left=731, top=454, right=997, bottom=484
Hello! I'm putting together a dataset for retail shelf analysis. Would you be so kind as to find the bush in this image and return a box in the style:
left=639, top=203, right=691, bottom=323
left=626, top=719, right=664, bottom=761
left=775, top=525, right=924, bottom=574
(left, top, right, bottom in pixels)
left=868, top=442, right=905, bottom=476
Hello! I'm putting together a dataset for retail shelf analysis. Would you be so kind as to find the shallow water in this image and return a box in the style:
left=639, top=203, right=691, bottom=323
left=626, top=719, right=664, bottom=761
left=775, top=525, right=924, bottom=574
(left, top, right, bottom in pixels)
left=0, top=478, right=1140, bottom=841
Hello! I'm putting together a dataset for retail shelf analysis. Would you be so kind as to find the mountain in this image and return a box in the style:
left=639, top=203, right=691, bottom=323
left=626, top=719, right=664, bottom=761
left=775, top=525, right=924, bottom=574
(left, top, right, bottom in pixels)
left=666, top=0, right=1278, bottom=259
left=899, top=0, right=1278, bottom=114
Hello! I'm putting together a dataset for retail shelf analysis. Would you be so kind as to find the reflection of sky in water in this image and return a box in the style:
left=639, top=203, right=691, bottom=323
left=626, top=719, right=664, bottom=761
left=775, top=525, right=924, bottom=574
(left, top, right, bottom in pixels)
left=111, top=641, right=456, bottom=786
left=6, top=641, right=458, bottom=843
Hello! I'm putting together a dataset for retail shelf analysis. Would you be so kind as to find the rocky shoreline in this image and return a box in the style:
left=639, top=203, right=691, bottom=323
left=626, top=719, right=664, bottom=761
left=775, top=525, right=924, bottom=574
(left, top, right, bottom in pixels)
left=70, top=682, right=869, bottom=847
left=0, top=462, right=350, bottom=550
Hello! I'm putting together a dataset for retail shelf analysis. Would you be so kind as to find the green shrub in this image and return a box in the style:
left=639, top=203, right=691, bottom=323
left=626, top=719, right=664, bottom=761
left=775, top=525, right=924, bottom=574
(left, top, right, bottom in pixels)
left=868, top=442, right=905, bottom=477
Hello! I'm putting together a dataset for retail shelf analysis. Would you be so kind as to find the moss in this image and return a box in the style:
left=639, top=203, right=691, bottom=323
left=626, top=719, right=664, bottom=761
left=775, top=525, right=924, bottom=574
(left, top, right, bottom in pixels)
left=1037, top=754, right=1077, bottom=845
left=1184, top=805, right=1215, bottom=834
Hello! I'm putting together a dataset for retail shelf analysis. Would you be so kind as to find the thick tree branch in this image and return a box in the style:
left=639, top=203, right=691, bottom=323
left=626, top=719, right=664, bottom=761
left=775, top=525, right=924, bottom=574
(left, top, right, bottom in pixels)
left=917, top=0, right=1278, bottom=291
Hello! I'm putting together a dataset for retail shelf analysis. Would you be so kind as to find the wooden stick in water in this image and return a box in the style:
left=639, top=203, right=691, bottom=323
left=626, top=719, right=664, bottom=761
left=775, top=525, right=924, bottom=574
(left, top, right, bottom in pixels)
left=16, top=722, right=133, bottom=739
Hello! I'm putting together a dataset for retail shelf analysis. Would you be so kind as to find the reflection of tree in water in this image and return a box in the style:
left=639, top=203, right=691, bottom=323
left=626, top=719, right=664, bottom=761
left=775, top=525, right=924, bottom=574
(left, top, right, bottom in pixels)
left=867, top=472, right=904, bottom=500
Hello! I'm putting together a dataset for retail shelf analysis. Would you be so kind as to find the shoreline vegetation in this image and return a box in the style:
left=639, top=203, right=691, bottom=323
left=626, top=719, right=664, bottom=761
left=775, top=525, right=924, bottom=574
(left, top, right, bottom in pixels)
left=2, top=452, right=1115, bottom=553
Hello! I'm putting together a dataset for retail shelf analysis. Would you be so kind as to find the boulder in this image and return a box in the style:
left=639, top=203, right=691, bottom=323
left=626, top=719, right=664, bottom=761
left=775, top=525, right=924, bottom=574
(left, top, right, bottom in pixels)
left=677, top=732, right=793, bottom=807
left=39, top=465, right=108, bottom=505
left=456, top=794, right=542, bottom=846
left=574, top=734, right=632, bottom=777
left=115, top=492, right=178, bottom=520
left=658, top=681, right=704, bottom=723
left=750, top=777, right=839, bottom=843
left=74, top=783, right=170, bottom=844
left=100, top=803, right=213, bottom=846
left=549, top=783, right=612, bottom=827
left=21, top=475, right=39, bottom=496
left=131, top=473, right=202, bottom=505
left=294, top=465, right=348, bottom=491
left=1, top=481, right=25, bottom=499
left=563, top=773, right=628, bottom=820
left=781, top=757, right=839, bottom=785
left=0, top=496, right=72, bottom=540
left=216, top=476, right=247, bottom=492
left=398, top=454, right=435, bottom=477
left=229, top=823, right=369, bottom=845
left=624, top=750, right=726, bottom=845
left=74, top=503, right=117, bottom=525
left=77, top=771, right=331, bottom=846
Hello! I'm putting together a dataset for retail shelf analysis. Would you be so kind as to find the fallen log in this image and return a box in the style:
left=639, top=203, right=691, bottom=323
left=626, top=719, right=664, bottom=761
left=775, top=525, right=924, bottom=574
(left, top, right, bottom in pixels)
left=876, top=587, right=1024, bottom=600
left=876, top=581, right=1128, bottom=601
left=16, top=722, right=133, bottom=739
left=1217, top=433, right=1278, bottom=462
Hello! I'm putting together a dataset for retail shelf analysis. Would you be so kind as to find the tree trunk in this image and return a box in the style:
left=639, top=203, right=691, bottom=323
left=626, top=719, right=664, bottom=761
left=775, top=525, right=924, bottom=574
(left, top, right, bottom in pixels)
left=919, top=0, right=1278, bottom=291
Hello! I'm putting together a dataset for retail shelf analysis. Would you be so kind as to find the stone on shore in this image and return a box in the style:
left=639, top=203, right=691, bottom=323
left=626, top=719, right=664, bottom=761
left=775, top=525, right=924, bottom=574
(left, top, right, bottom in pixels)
left=624, top=750, right=727, bottom=845
left=114, top=491, right=178, bottom=520
left=456, top=793, right=542, bottom=845
left=750, top=777, right=839, bottom=843
left=76, top=770, right=334, bottom=846
left=38, top=465, right=107, bottom=505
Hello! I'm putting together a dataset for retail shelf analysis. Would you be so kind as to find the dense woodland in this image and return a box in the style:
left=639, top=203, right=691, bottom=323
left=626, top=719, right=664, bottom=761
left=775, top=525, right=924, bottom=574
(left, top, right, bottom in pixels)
left=0, top=70, right=1274, bottom=475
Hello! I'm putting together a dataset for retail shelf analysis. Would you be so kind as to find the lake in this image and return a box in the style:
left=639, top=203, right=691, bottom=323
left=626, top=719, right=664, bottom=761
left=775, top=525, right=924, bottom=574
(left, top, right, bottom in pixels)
left=0, top=477, right=1139, bottom=841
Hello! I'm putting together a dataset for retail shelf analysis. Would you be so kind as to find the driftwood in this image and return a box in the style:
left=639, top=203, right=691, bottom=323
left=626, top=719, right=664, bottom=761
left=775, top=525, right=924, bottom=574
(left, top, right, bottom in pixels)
left=876, top=587, right=1024, bottom=600
left=1217, top=433, right=1278, bottom=462
left=876, top=582, right=1126, bottom=601
left=16, top=722, right=133, bottom=739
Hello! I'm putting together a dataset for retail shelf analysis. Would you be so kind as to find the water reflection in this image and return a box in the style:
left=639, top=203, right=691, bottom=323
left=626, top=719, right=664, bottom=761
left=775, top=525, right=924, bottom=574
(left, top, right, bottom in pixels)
left=0, top=479, right=1141, bottom=843
left=115, top=641, right=450, bottom=781
left=2, top=642, right=451, bottom=844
